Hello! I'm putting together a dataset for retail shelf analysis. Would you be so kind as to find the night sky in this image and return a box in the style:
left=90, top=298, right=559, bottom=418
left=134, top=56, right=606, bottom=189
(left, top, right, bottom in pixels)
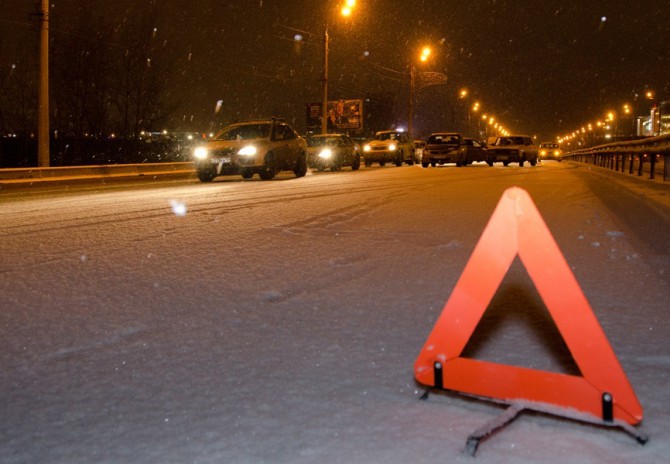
left=2, top=0, right=669, bottom=141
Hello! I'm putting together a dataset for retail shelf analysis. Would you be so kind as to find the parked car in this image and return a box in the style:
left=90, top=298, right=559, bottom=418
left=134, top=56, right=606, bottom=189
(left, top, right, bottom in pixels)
left=539, top=142, right=563, bottom=161
left=193, top=119, right=307, bottom=181
left=421, top=132, right=467, bottom=167
left=363, top=130, right=415, bottom=167
left=486, top=135, right=538, bottom=166
left=306, top=134, right=361, bottom=171
left=463, top=138, right=488, bottom=164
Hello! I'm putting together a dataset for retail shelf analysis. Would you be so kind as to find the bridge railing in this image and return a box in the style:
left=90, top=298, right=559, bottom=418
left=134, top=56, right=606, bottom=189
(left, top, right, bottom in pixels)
left=562, top=134, right=670, bottom=182
left=0, top=162, right=195, bottom=185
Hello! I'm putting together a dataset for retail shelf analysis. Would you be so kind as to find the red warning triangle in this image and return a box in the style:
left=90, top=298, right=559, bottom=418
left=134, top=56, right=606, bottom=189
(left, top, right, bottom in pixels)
left=414, top=187, right=643, bottom=425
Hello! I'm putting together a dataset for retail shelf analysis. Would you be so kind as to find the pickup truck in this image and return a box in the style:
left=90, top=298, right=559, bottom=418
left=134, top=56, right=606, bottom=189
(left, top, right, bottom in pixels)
left=486, top=135, right=538, bottom=166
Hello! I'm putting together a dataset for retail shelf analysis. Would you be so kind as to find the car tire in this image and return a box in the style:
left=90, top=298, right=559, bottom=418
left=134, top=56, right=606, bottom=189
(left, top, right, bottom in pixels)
left=364, top=159, right=372, bottom=168
left=421, top=161, right=429, bottom=168
left=503, top=161, right=509, bottom=166
left=331, top=158, right=341, bottom=172
left=294, top=152, right=307, bottom=177
left=241, top=169, right=253, bottom=179
left=395, top=150, right=403, bottom=166
left=379, top=160, right=386, bottom=166
left=259, top=153, right=276, bottom=180
left=486, top=161, right=493, bottom=167
left=431, top=161, right=436, bottom=167
left=530, top=159, right=537, bottom=166
left=197, top=169, right=216, bottom=182
left=352, top=154, right=361, bottom=170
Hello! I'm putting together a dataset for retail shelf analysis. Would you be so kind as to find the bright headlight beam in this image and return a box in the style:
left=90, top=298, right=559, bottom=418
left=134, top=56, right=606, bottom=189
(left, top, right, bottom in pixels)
left=319, top=148, right=332, bottom=159
left=238, top=145, right=257, bottom=156
left=194, top=147, right=208, bottom=159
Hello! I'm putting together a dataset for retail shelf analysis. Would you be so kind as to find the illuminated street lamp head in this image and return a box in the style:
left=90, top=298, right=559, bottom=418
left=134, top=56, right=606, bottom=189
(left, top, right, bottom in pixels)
left=646, top=90, right=654, bottom=100
left=459, top=88, right=468, bottom=99
left=623, top=104, right=631, bottom=114
left=607, top=111, right=615, bottom=121
left=419, top=46, right=431, bottom=62
left=341, top=0, right=356, bottom=17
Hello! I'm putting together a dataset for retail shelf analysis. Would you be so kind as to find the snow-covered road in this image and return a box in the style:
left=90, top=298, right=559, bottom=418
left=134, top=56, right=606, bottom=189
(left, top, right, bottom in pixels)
left=1, top=162, right=669, bottom=463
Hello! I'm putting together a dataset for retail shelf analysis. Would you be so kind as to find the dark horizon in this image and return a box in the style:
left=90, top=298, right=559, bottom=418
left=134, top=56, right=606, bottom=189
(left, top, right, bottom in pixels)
left=1, top=0, right=669, bottom=142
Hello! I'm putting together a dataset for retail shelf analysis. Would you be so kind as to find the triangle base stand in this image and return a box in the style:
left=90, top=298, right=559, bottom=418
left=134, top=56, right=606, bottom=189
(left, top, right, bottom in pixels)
left=420, top=388, right=649, bottom=457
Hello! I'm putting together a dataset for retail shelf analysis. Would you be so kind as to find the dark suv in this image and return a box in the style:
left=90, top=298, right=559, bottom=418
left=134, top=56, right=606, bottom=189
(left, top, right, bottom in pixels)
left=193, top=119, right=307, bottom=181
left=421, top=132, right=467, bottom=167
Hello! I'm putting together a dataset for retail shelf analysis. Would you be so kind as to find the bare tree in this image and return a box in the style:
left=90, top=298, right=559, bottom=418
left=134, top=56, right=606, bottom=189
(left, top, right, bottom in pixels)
left=0, top=60, right=37, bottom=136
left=51, top=8, right=114, bottom=139
left=111, top=2, right=178, bottom=138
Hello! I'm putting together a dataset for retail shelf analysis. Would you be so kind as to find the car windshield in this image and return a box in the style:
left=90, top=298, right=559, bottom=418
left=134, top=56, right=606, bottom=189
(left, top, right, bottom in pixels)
left=428, top=134, right=459, bottom=144
left=307, top=136, right=339, bottom=147
left=213, top=124, right=271, bottom=141
left=497, top=137, right=530, bottom=146
left=377, top=132, right=400, bottom=141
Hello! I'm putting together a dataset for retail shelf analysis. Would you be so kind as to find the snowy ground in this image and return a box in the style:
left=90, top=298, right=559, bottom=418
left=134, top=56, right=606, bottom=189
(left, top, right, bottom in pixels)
left=1, top=161, right=669, bottom=463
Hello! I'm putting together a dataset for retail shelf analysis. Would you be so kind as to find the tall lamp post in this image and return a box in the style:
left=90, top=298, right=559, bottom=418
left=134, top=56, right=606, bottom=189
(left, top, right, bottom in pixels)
left=458, top=88, right=468, bottom=136
left=38, top=0, right=49, bottom=167
left=321, top=0, right=357, bottom=134
left=408, top=46, right=431, bottom=138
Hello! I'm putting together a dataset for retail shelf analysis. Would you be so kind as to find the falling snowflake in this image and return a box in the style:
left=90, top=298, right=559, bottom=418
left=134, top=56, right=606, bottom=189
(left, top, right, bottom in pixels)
left=169, top=200, right=188, bottom=217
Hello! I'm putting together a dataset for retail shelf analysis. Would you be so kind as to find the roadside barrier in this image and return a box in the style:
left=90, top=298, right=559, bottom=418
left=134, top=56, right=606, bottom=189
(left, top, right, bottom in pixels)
left=563, top=134, right=670, bottom=182
left=0, top=162, right=195, bottom=185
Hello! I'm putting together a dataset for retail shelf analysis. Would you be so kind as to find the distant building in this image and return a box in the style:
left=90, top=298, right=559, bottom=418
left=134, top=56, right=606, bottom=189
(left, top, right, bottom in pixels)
left=636, top=101, right=670, bottom=136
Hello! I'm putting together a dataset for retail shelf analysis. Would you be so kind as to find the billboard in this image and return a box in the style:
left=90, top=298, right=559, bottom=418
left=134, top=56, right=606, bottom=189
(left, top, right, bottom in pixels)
left=306, top=99, right=363, bottom=133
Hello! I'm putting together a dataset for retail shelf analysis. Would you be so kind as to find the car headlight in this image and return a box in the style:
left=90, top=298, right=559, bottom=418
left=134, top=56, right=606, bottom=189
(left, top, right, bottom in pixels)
left=363, top=144, right=371, bottom=152
left=539, top=150, right=547, bottom=156
left=318, top=148, right=332, bottom=159
left=238, top=145, right=257, bottom=156
left=389, top=143, right=397, bottom=151
left=194, top=146, right=208, bottom=159
left=553, top=150, right=560, bottom=156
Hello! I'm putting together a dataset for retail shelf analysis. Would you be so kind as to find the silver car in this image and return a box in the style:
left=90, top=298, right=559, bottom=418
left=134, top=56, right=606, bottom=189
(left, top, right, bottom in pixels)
left=193, top=119, right=307, bottom=181
left=306, top=134, right=361, bottom=171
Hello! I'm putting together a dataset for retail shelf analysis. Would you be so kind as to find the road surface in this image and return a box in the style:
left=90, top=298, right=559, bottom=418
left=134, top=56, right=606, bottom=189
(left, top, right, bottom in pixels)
left=1, top=161, right=669, bottom=463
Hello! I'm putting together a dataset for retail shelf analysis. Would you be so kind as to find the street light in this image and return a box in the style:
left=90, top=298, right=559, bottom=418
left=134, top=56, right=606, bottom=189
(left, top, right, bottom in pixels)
left=322, top=1, right=357, bottom=134
left=408, top=46, right=432, bottom=138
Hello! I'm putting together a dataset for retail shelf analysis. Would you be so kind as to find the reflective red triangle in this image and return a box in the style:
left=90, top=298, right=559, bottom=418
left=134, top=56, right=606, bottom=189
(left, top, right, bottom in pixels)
left=414, top=187, right=643, bottom=425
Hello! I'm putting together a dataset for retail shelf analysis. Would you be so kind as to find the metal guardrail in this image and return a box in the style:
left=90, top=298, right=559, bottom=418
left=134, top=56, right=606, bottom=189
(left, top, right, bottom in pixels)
left=0, top=162, right=195, bottom=185
left=563, top=134, right=670, bottom=182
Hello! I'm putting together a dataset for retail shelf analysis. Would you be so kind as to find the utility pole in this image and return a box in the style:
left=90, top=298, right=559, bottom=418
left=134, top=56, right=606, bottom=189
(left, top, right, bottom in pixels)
left=408, top=64, right=415, bottom=137
left=38, top=0, right=50, bottom=167
left=321, top=26, right=329, bottom=134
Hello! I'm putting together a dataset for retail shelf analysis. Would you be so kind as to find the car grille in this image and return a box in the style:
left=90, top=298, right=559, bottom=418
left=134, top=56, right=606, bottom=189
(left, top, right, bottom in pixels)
left=209, top=147, right=236, bottom=157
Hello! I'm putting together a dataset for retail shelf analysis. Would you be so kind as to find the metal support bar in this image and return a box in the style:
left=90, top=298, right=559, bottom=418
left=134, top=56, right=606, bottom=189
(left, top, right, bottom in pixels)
left=649, top=154, right=657, bottom=180
left=465, top=404, right=525, bottom=456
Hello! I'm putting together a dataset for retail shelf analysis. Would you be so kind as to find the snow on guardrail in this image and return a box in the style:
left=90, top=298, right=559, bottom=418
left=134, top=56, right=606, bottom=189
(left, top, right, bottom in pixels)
left=563, top=134, right=670, bottom=181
